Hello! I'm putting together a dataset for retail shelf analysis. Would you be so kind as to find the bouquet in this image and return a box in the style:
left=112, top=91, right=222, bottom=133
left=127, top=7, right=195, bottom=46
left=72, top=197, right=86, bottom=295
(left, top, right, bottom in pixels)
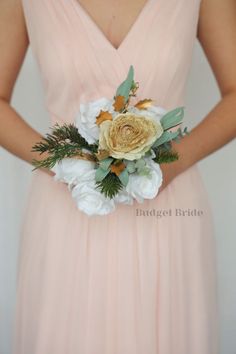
left=31, top=65, right=189, bottom=216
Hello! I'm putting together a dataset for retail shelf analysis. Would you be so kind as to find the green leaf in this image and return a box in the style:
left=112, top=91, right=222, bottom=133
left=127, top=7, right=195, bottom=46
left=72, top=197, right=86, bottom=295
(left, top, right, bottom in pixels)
left=172, top=127, right=189, bottom=141
left=95, top=167, right=110, bottom=182
left=118, top=168, right=129, bottom=186
left=135, top=158, right=146, bottom=170
left=160, top=107, right=185, bottom=131
left=130, top=80, right=136, bottom=90
left=95, top=172, right=123, bottom=199
left=31, top=122, right=98, bottom=170
left=173, top=135, right=181, bottom=143
left=144, top=149, right=152, bottom=157
left=99, top=157, right=114, bottom=171
left=183, top=126, right=190, bottom=135
left=152, top=130, right=180, bottom=148
left=137, top=166, right=151, bottom=177
left=126, top=161, right=136, bottom=173
left=153, top=148, right=179, bottom=164
left=115, top=65, right=134, bottom=103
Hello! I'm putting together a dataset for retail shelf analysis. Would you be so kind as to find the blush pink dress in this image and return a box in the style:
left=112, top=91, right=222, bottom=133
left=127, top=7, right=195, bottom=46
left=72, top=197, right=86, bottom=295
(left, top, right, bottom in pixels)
left=13, top=0, right=219, bottom=353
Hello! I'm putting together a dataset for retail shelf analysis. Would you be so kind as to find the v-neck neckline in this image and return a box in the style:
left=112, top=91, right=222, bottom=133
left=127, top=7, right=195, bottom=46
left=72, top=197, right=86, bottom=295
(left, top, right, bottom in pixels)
left=72, top=0, right=153, bottom=53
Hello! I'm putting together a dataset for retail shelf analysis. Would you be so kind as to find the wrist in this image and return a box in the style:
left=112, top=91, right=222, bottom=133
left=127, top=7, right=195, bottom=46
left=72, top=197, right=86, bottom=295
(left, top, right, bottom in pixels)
left=171, top=137, right=194, bottom=175
left=40, top=166, right=55, bottom=177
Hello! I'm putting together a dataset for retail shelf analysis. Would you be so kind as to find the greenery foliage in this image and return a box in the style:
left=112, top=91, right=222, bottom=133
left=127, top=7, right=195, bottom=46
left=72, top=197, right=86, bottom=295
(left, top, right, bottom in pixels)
left=31, top=123, right=97, bottom=170
left=95, top=172, right=123, bottom=199
left=31, top=65, right=189, bottom=199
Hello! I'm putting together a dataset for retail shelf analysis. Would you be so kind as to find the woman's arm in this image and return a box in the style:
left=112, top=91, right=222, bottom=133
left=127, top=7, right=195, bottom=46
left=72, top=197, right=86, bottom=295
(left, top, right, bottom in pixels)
left=160, top=0, right=236, bottom=191
left=0, top=0, right=54, bottom=176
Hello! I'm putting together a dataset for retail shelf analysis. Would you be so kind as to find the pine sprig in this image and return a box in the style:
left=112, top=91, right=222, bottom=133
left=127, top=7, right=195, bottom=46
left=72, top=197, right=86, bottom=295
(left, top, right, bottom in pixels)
left=152, top=147, right=179, bottom=164
left=31, top=123, right=98, bottom=170
left=95, top=172, right=123, bottom=199
left=32, top=123, right=97, bottom=154
left=31, top=144, right=95, bottom=171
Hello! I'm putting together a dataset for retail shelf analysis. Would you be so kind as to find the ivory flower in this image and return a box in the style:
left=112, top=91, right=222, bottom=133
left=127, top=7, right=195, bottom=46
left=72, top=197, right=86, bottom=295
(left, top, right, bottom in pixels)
left=98, top=112, right=164, bottom=160
left=125, top=157, right=163, bottom=203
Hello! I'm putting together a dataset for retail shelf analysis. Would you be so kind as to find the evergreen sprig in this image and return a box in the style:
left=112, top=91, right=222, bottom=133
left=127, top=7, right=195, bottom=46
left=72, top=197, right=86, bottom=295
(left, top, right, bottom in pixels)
left=153, top=148, right=179, bottom=164
left=31, top=123, right=98, bottom=170
left=31, top=144, right=94, bottom=170
left=32, top=123, right=97, bottom=154
left=95, top=172, right=123, bottom=199
left=152, top=141, right=179, bottom=164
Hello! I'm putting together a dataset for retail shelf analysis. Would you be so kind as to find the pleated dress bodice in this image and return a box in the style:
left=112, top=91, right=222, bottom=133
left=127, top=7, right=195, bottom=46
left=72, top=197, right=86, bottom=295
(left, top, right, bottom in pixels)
left=21, top=0, right=202, bottom=126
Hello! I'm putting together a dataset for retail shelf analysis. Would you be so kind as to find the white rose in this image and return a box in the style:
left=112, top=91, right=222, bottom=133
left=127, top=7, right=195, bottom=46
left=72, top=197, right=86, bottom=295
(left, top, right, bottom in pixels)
left=127, top=105, right=167, bottom=123
left=113, top=189, right=134, bottom=205
left=51, top=158, right=95, bottom=189
left=125, top=158, right=163, bottom=203
left=71, top=176, right=116, bottom=216
left=76, top=97, right=115, bottom=144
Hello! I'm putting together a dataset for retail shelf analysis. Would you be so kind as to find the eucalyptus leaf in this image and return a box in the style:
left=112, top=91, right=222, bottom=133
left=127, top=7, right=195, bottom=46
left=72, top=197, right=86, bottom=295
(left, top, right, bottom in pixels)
left=118, top=168, right=129, bottom=186
left=115, top=65, right=134, bottom=103
left=144, top=150, right=152, bottom=157
left=152, top=130, right=180, bottom=148
left=99, top=157, right=114, bottom=171
left=160, top=107, right=185, bottom=131
left=126, top=161, right=136, bottom=173
left=131, top=80, right=136, bottom=90
left=183, top=126, right=190, bottom=135
left=173, top=136, right=181, bottom=143
left=95, top=167, right=110, bottom=182
left=135, top=158, right=146, bottom=170
left=137, top=167, right=152, bottom=177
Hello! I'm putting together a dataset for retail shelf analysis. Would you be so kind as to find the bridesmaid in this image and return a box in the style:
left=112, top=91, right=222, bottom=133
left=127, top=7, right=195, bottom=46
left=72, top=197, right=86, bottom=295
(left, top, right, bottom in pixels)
left=0, top=0, right=235, bottom=188
left=0, top=1, right=236, bottom=354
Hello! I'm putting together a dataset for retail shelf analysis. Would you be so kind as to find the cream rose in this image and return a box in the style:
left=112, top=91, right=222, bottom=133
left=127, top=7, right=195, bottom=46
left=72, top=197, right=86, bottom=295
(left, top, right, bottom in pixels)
left=98, top=112, right=164, bottom=160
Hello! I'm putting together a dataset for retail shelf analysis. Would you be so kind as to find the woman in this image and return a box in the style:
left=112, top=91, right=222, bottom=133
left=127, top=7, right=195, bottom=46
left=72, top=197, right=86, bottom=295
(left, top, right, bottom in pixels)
left=1, top=0, right=236, bottom=353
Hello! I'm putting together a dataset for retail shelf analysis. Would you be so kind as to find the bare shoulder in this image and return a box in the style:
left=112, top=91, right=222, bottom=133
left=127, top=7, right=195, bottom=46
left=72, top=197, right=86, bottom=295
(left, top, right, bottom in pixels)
left=0, top=0, right=29, bottom=102
left=197, top=0, right=236, bottom=96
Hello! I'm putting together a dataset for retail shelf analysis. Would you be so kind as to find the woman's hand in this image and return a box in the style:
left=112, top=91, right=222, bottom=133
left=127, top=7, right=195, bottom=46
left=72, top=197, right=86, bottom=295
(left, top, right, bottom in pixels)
left=37, top=151, right=56, bottom=177
left=158, top=161, right=182, bottom=194
left=40, top=167, right=55, bottom=177
left=158, top=139, right=190, bottom=194
left=158, top=162, right=178, bottom=194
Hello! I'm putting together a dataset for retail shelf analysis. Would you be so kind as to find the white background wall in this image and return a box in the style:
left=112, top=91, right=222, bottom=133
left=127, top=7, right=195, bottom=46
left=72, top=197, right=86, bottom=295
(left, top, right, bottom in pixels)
left=0, top=40, right=235, bottom=354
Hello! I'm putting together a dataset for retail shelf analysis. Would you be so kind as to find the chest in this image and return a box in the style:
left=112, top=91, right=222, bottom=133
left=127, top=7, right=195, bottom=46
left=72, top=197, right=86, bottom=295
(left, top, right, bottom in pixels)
left=76, top=0, right=151, bottom=50
left=22, top=0, right=202, bottom=113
